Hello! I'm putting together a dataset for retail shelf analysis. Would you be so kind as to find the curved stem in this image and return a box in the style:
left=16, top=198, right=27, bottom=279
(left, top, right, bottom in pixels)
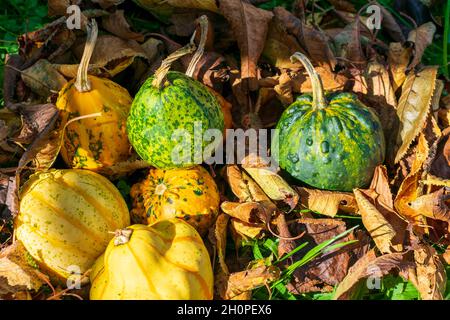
left=186, top=15, right=209, bottom=78
left=75, top=19, right=98, bottom=92
left=152, top=43, right=197, bottom=88
left=290, top=52, right=327, bottom=110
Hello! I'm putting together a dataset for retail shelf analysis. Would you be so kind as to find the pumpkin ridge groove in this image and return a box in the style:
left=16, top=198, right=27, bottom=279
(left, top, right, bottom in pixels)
left=126, top=243, right=161, bottom=299
left=190, top=271, right=212, bottom=299
left=54, top=176, right=120, bottom=230
left=145, top=227, right=202, bottom=246
left=132, top=230, right=200, bottom=274
left=82, top=172, right=130, bottom=227
left=28, top=191, right=106, bottom=246
left=19, top=221, right=98, bottom=257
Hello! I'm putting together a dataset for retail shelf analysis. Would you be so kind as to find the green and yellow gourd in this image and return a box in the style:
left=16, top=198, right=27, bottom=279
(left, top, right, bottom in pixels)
left=126, top=40, right=224, bottom=169
left=15, top=169, right=130, bottom=280
left=130, top=165, right=220, bottom=235
left=271, top=53, right=385, bottom=191
left=90, top=219, right=213, bottom=300
left=56, top=20, right=132, bottom=170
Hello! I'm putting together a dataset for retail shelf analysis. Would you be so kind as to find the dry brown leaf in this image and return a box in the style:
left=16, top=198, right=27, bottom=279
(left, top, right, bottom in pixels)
left=14, top=104, right=60, bottom=145
left=394, top=171, right=427, bottom=227
left=220, top=201, right=265, bottom=225
left=262, top=16, right=303, bottom=69
left=219, top=0, right=273, bottom=91
left=102, top=10, right=144, bottom=42
left=273, top=7, right=336, bottom=69
left=166, top=0, right=219, bottom=12
left=365, top=62, right=397, bottom=109
left=388, top=42, right=412, bottom=91
left=288, top=217, right=353, bottom=294
left=407, top=22, right=436, bottom=71
left=48, top=0, right=74, bottom=16
left=414, top=244, right=447, bottom=300
left=369, top=166, right=394, bottom=210
left=0, top=175, right=18, bottom=221
left=395, top=66, right=438, bottom=163
left=345, top=21, right=366, bottom=67
left=0, top=242, right=43, bottom=297
left=230, top=218, right=264, bottom=240
left=68, top=35, right=148, bottom=77
left=276, top=212, right=295, bottom=258
left=333, top=250, right=413, bottom=300
left=444, top=249, right=450, bottom=265
left=412, top=133, right=430, bottom=174
left=0, top=109, right=23, bottom=164
left=21, top=59, right=67, bottom=97
left=410, top=188, right=450, bottom=222
left=215, top=213, right=230, bottom=276
left=296, top=187, right=358, bottom=217
left=224, top=265, right=280, bottom=300
left=327, top=0, right=356, bottom=12
left=425, top=128, right=450, bottom=185
left=225, top=165, right=272, bottom=204
left=141, top=38, right=163, bottom=62
left=17, top=107, right=61, bottom=173
left=92, top=0, right=124, bottom=8
left=242, top=157, right=299, bottom=210
left=291, top=66, right=347, bottom=93
left=377, top=2, right=406, bottom=42
left=354, top=189, right=401, bottom=254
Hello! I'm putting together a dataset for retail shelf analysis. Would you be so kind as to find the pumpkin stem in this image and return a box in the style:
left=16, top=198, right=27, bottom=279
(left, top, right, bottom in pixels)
left=75, top=19, right=98, bottom=92
left=186, top=15, right=209, bottom=78
left=154, top=183, right=167, bottom=196
left=113, top=228, right=133, bottom=246
left=290, top=52, right=327, bottom=110
left=152, top=43, right=197, bottom=89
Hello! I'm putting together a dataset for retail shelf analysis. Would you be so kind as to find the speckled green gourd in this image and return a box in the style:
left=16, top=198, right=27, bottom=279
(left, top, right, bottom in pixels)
left=271, top=53, right=385, bottom=192
left=127, top=71, right=224, bottom=169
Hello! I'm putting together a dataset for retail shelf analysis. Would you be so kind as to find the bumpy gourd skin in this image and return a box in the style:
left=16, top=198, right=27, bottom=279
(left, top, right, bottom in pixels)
left=56, top=75, right=132, bottom=170
left=90, top=220, right=213, bottom=300
left=272, top=92, right=385, bottom=192
left=15, top=169, right=130, bottom=280
left=130, top=165, right=219, bottom=235
left=126, top=71, right=224, bottom=169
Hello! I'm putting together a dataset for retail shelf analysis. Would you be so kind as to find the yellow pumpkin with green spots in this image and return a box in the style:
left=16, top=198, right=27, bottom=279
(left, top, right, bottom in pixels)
left=130, top=165, right=219, bottom=235
left=90, top=220, right=213, bottom=300
left=56, top=20, right=132, bottom=170
left=15, top=169, right=130, bottom=280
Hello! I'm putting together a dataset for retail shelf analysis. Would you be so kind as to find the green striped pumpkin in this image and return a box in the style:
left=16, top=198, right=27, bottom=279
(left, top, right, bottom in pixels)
left=271, top=53, right=385, bottom=191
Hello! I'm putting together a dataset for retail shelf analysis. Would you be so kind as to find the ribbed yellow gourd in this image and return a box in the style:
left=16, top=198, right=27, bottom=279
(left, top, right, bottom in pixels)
left=130, top=165, right=220, bottom=235
left=90, top=219, right=213, bottom=300
left=15, top=169, right=130, bottom=280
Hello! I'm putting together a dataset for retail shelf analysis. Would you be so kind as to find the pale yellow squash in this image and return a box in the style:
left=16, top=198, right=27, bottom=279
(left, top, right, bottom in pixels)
left=90, top=219, right=213, bottom=300
left=15, top=169, right=130, bottom=280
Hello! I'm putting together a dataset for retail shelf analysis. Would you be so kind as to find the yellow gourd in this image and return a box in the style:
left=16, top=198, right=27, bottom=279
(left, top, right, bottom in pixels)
left=130, top=165, right=220, bottom=235
left=56, top=19, right=132, bottom=170
left=15, top=169, right=130, bottom=280
left=90, top=219, right=213, bottom=300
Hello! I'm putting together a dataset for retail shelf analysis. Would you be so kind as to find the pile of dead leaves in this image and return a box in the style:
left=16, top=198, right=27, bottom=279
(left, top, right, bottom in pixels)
left=0, top=0, right=449, bottom=300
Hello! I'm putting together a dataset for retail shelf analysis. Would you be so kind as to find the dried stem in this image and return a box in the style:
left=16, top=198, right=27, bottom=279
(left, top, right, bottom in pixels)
left=290, top=52, right=327, bottom=110
left=75, top=19, right=98, bottom=92
left=151, top=43, right=197, bottom=89
left=186, top=15, right=209, bottom=78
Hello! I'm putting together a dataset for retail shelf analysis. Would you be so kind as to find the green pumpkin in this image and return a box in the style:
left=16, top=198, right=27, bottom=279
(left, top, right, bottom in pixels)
left=127, top=71, right=224, bottom=169
left=271, top=53, right=385, bottom=192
